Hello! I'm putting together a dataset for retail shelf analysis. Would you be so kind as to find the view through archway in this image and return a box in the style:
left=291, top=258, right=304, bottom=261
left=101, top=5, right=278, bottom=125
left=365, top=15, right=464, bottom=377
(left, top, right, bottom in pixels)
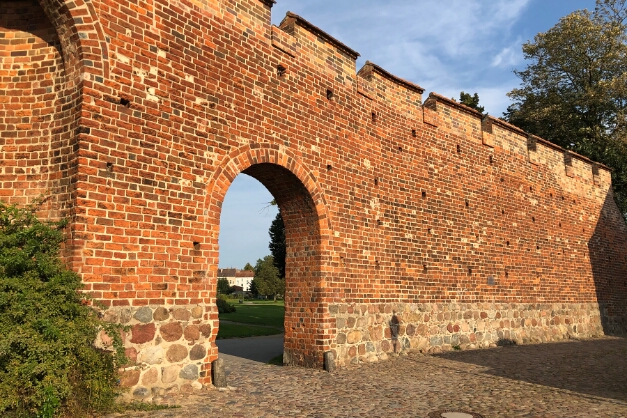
left=215, top=173, right=285, bottom=366
left=214, top=162, right=328, bottom=370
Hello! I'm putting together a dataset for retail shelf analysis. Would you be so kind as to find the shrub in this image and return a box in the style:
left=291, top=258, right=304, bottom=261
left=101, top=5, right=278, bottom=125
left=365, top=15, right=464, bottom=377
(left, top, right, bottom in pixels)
left=0, top=202, right=125, bottom=417
left=217, top=294, right=236, bottom=314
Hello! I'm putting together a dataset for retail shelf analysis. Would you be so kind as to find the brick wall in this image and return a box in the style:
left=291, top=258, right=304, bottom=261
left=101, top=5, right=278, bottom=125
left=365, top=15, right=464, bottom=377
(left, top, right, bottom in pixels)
left=0, top=0, right=78, bottom=220
left=1, top=0, right=625, bottom=400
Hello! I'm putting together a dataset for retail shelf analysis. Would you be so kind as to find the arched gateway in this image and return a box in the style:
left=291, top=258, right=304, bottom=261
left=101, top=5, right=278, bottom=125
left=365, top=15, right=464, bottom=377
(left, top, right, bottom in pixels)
left=1, top=0, right=626, bottom=400
left=206, top=144, right=334, bottom=368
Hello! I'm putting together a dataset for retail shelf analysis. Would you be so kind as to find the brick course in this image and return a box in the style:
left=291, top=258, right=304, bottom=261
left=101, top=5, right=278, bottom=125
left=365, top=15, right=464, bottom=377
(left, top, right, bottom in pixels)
left=1, top=0, right=626, bottom=399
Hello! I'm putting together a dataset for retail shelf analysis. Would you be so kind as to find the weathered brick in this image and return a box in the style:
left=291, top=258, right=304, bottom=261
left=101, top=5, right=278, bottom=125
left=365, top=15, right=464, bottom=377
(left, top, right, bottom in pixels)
left=2, top=0, right=625, bottom=398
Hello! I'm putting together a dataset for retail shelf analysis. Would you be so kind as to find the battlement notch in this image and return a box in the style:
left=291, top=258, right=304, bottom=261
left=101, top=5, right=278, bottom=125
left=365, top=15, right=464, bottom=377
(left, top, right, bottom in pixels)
left=424, top=93, right=610, bottom=187
left=357, top=61, right=424, bottom=121
left=277, top=12, right=359, bottom=86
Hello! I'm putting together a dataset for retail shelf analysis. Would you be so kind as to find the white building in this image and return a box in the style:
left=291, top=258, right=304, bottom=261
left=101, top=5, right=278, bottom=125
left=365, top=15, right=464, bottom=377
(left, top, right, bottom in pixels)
left=217, top=268, right=255, bottom=292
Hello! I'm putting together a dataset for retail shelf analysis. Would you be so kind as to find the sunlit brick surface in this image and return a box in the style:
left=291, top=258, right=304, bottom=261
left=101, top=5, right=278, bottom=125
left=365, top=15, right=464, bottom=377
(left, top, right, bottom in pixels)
left=1, top=0, right=626, bottom=399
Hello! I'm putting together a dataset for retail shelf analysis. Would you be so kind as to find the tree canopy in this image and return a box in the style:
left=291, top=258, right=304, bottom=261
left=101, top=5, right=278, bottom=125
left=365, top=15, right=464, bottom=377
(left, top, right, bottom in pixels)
left=217, top=277, right=230, bottom=294
left=252, top=255, right=284, bottom=301
left=504, top=0, right=627, bottom=217
left=268, top=212, right=286, bottom=278
left=459, top=92, right=485, bottom=113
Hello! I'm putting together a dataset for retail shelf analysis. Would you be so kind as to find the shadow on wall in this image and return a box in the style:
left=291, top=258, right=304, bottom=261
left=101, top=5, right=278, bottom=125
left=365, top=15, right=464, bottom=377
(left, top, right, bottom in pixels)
left=589, top=188, right=627, bottom=335
left=0, top=0, right=83, bottom=223
left=432, top=338, right=627, bottom=402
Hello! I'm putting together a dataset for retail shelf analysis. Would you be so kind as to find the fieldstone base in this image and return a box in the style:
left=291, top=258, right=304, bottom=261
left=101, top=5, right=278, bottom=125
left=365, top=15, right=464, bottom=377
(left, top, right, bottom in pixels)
left=328, top=302, right=606, bottom=367
left=98, top=304, right=215, bottom=401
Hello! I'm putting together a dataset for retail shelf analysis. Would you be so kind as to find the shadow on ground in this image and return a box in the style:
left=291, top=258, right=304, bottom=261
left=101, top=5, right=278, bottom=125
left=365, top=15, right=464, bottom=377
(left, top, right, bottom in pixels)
left=215, top=334, right=284, bottom=363
left=434, top=337, right=627, bottom=402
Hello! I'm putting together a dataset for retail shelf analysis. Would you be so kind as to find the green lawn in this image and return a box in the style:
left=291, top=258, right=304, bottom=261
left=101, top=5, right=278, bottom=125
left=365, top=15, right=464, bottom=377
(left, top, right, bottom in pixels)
left=219, top=301, right=285, bottom=328
left=217, top=323, right=282, bottom=339
left=217, top=300, right=285, bottom=339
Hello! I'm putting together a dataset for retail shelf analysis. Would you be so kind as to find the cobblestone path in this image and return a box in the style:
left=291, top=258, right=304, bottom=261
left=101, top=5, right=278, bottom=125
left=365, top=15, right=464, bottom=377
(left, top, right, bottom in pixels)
left=109, top=337, right=627, bottom=417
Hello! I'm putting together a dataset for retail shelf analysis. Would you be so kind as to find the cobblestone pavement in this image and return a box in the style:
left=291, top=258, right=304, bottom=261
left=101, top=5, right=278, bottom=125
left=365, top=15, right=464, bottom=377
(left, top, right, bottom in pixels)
left=108, top=336, right=627, bottom=418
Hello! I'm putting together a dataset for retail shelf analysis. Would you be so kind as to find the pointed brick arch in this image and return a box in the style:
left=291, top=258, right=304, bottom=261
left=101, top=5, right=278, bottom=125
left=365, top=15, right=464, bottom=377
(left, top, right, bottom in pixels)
left=37, top=0, right=109, bottom=84
left=205, top=143, right=333, bottom=243
left=204, top=143, right=335, bottom=367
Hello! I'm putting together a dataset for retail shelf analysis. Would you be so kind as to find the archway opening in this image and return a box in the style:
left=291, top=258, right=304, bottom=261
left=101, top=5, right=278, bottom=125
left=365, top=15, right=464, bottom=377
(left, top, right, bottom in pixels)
left=214, top=162, right=326, bottom=368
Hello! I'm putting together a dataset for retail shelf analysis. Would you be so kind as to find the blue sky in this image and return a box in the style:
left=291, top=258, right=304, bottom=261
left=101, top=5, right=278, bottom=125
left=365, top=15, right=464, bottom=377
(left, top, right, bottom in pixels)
left=218, top=0, right=597, bottom=269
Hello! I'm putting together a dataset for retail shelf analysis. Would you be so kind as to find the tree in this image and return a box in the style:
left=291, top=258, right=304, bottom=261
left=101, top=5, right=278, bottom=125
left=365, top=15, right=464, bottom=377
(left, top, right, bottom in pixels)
left=217, top=277, right=230, bottom=295
left=252, top=255, right=284, bottom=301
left=504, top=0, right=627, bottom=217
left=268, top=212, right=286, bottom=278
left=243, top=262, right=254, bottom=271
left=459, top=91, right=485, bottom=113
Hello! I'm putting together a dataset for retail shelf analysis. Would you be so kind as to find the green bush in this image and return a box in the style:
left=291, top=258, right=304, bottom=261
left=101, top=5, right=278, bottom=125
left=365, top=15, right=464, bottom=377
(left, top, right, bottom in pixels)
left=217, top=294, right=236, bottom=314
left=0, top=202, right=126, bottom=417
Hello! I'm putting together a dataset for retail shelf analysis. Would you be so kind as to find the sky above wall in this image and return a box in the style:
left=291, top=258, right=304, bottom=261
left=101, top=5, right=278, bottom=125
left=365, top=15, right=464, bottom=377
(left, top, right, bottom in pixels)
left=218, top=0, right=597, bottom=269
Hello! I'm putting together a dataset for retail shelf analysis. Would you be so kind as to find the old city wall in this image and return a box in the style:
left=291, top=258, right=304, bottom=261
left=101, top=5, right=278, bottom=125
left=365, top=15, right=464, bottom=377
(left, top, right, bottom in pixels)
left=1, top=0, right=626, bottom=400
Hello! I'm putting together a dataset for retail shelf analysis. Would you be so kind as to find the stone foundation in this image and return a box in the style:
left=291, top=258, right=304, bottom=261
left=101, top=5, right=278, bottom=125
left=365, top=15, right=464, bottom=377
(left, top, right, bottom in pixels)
left=328, top=302, right=605, bottom=366
left=99, top=305, right=215, bottom=400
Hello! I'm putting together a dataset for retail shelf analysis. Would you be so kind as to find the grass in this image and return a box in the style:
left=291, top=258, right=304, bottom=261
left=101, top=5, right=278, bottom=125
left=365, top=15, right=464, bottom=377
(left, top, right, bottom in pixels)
left=217, top=300, right=285, bottom=339
left=219, top=301, right=285, bottom=329
left=217, top=323, right=282, bottom=339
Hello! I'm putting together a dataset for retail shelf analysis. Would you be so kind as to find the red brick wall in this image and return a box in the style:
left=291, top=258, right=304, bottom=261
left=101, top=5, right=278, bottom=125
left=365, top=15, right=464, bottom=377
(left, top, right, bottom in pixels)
left=1, top=0, right=626, bottom=397
left=0, top=0, right=74, bottom=219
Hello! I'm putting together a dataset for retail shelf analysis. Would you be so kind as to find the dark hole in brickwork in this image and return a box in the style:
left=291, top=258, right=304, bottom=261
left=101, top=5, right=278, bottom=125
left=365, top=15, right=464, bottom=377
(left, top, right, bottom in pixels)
left=193, top=242, right=200, bottom=250
left=501, top=177, right=505, bottom=182
left=412, top=129, right=416, bottom=137
left=398, top=146, right=402, bottom=152
left=489, top=155, right=493, bottom=164
left=326, top=164, right=332, bottom=171
left=468, top=268, right=472, bottom=275
left=559, top=222, right=562, bottom=227
left=326, top=89, right=333, bottom=100
left=421, top=191, right=426, bottom=198
left=106, top=162, right=113, bottom=172
left=465, top=200, right=469, bottom=208
left=505, top=271, right=509, bottom=277
left=506, top=241, right=510, bottom=246
left=537, top=245, right=540, bottom=250
left=377, top=219, right=382, bottom=226
left=374, top=178, right=378, bottom=186
left=550, top=192, right=553, bottom=197
left=371, top=112, right=377, bottom=122
left=277, top=64, right=286, bottom=77
left=530, top=186, right=533, bottom=192
left=120, top=97, right=131, bottom=107
left=501, top=209, right=505, bottom=215
left=456, top=144, right=461, bottom=153
left=532, top=216, right=535, bottom=222
left=423, top=264, right=427, bottom=272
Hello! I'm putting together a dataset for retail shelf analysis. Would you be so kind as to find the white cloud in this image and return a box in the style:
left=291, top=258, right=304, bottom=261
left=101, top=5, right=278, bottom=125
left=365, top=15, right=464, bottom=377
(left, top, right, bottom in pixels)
left=491, top=42, right=522, bottom=68
left=271, top=0, right=531, bottom=114
left=219, top=175, right=278, bottom=268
